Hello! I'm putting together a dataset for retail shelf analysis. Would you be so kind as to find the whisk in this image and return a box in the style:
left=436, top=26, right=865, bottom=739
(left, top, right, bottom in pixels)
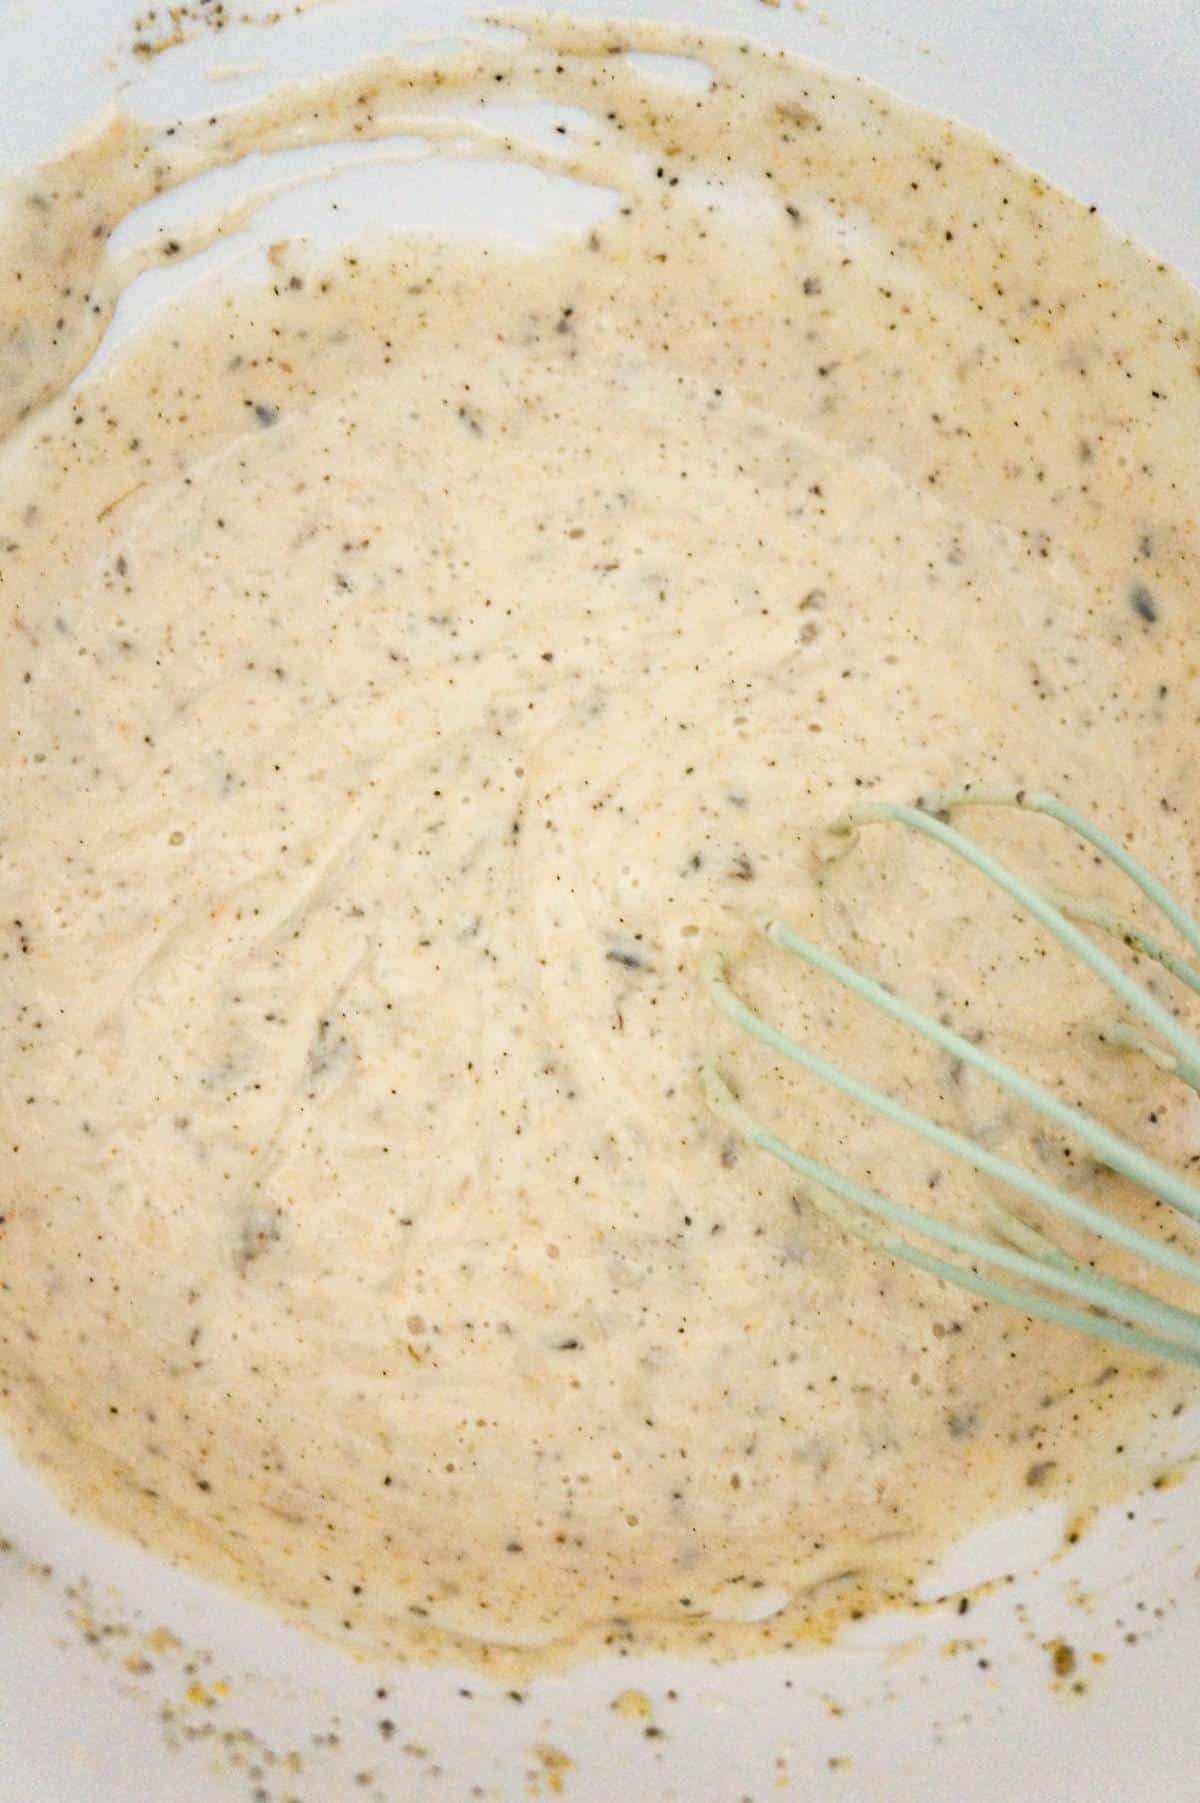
left=703, top=787, right=1200, bottom=1368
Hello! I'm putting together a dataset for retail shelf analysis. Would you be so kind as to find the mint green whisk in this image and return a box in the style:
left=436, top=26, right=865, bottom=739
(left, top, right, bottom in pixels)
left=703, top=787, right=1200, bottom=1368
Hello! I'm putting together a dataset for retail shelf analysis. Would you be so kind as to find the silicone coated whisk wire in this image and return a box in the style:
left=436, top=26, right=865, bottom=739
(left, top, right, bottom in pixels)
left=703, top=787, right=1200, bottom=1368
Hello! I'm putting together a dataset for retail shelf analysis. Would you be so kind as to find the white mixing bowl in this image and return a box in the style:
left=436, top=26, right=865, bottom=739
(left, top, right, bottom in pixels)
left=0, top=3, right=1197, bottom=1797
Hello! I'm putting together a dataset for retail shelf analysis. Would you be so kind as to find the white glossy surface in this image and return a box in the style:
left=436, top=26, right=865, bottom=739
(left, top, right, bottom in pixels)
left=0, top=2, right=1197, bottom=1797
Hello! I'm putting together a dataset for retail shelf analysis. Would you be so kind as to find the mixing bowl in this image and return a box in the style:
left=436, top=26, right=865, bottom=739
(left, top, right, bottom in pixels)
left=0, top=2, right=1197, bottom=1797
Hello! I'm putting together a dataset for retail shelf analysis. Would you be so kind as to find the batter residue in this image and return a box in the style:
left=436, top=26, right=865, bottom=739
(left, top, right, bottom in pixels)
left=1, top=15, right=1198, bottom=1671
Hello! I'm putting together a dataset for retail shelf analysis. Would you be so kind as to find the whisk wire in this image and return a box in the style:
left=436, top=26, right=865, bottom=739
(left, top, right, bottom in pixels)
left=921, top=786, right=1200, bottom=961
left=761, top=922, right=1200, bottom=1225
left=704, top=789, right=1200, bottom=1367
left=704, top=1069, right=1200, bottom=1368
left=1041, top=891, right=1200, bottom=1003
left=704, top=949, right=1200, bottom=1279
left=828, top=798, right=1200, bottom=1088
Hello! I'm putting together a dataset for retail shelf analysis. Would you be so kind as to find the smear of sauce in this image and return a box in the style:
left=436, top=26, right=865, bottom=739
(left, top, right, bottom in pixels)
left=0, top=13, right=1198, bottom=1675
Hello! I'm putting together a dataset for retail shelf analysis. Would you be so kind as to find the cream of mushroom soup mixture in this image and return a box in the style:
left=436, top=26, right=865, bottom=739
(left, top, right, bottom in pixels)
left=0, top=14, right=1198, bottom=1672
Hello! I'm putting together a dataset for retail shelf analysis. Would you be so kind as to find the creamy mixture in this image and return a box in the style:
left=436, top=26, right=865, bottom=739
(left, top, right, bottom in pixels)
left=1, top=17, right=1198, bottom=1671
